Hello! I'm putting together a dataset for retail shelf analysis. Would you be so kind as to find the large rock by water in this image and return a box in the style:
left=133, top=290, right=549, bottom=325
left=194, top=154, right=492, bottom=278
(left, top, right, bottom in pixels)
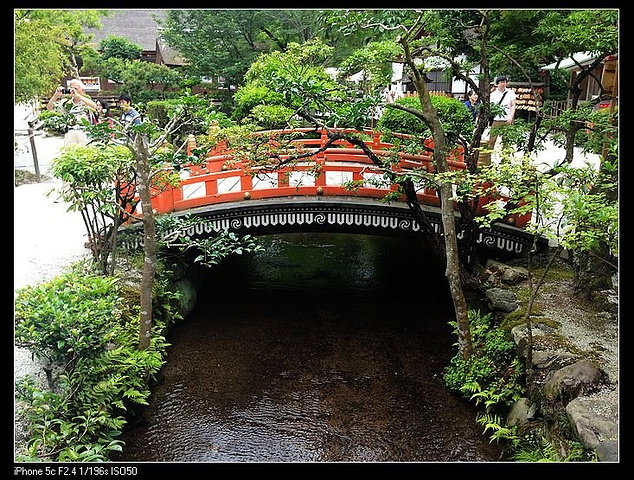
left=566, top=396, right=618, bottom=461
left=485, top=287, right=518, bottom=313
left=542, top=359, right=607, bottom=402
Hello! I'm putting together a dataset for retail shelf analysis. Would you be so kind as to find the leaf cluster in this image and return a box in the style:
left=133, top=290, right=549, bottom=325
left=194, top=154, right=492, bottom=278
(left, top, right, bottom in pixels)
left=233, top=39, right=342, bottom=128
left=14, top=264, right=179, bottom=461
left=156, top=215, right=264, bottom=268
left=378, top=95, right=473, bottom=144
left=444, top=309, right=524, bottom=411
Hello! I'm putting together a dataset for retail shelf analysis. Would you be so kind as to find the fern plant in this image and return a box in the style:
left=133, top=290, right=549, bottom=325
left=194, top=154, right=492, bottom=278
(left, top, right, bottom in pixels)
left=475, top=412, right=521, bottom=447
left=14, top=262, right=178, bottom=462
left=445, top=310, right=524, bottom=410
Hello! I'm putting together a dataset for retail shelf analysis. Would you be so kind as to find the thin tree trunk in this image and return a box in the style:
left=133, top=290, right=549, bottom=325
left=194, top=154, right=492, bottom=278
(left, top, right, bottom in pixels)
left=437, top=148, right=472, bottom=359
left=133, top=134, right=157, bottom=351
left=398, top=33, right=472, bottom=359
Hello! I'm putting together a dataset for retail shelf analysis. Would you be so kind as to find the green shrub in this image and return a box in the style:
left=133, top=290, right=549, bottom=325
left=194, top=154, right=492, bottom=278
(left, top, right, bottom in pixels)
left=378, top=95, right=473, bottom=144
left=231, top=84, right=286, bottom=122
left=15, top=271, right=126, bottom=367
left=247, top=104, right=300, bottom=130
left=146, top=97, right=233, bottom=136
left=14, top=264, right=177, bottom=462
left=38, top=109, right=71, bottom=135
left=444, top=310, right=524, bottom=410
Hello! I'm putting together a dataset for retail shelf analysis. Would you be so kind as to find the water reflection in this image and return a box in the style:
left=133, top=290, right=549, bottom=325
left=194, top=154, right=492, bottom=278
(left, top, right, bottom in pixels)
left=116, top=234, right=501, bottom=462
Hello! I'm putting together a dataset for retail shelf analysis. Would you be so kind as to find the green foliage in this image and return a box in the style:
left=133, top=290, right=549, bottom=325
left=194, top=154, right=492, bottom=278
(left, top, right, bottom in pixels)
left=575, top=106, right=618, bottom=156
left=15, top=271, right=124, bottom=366
left=49, top=144, right=136, bottom=269
left=99, top=35, right=143, bottom=61
left=378, top=96, right=426, bottom=135
left=14, top=9, right=107, bottom=102
left=510, top=433, right=563, bottom=462
left=337, top=40, right=401, bottom=90
left=160, top=10, right=325, bottom=86
left=232, top=85, right=286, bottom=122
left=554, top=160, right=618, bottom=257
left=247, top=104, right=300, bottom=130
left=444, top=310, right=524, bottom=410
left=146, top=95, right=234, bottom=140
left=14, top=264, right=179, bottom=462
left=96, top=57, right=184, bottom=103
left=327, top=94, right=383, bottom=130
left=233, top=39, right=342, bottom=125
left=474, top=412, right=594, bottom=461
left=156, top=214, right=265, bottom=268
left=38, top=97, right=96, bottom=134
left=38, top=110, right=71, bottom=135
left=377, top=95, right=473, bottom=144
left=51, top=145, right=133, bottom=190
left=475, top=412, right=521, bottom=446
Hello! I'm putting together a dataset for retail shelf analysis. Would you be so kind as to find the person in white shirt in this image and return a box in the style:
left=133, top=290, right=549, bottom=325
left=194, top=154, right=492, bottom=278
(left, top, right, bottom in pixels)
left=46, top=78, right=98, bottom=146
left=485, top=75, right=516, bottom=164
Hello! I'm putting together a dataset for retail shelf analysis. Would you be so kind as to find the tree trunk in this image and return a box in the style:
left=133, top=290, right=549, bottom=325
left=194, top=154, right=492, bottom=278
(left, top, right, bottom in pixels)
left=133, top=134, right=157, bottom=351
left=437, top=149, right=472, bottom=359
left=398, top=36, right=472, bottom=359
left=420, top=99, right=472, bottom=359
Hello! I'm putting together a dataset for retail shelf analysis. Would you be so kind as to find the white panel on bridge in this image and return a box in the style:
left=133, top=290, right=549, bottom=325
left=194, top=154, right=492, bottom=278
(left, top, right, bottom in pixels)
left=363, top=172, right=389, bottom=189
left=217, top=176, right=242, bottom=194
left=288, top=171, right=315, bottom=187
left=182, top=182, right=206, bottom=199
left=325, top=171, right=353, bottom=186
left=252, top=173, right=279, bottom=190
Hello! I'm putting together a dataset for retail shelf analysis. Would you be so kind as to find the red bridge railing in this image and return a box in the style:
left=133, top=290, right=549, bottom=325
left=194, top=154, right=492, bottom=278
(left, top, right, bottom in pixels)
left=145, top=127, right=530, bottom=228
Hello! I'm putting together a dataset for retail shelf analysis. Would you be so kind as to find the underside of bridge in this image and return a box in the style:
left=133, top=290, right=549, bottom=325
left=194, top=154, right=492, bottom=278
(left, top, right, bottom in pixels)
left=119, top=196, right=548, bottom=262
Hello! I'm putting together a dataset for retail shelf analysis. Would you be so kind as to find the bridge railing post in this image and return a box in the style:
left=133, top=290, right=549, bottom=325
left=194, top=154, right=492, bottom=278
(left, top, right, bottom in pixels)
left=320, top=127, right=328, bottom=151
left=187, top=134, right=196, bottom=156
left=151, top=186, right=175, bottom=214
left=186, top=134, right=209, bottom=176
left=373, top=130, right=381, bottom=150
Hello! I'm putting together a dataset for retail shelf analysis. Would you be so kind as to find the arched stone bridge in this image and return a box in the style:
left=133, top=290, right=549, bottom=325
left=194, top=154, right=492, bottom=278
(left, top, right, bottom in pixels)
left=119, top=127, right=547, bottom=259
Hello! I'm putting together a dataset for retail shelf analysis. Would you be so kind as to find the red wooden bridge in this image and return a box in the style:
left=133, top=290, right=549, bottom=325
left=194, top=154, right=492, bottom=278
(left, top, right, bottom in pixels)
left=121, top=127, right=541, bottom=258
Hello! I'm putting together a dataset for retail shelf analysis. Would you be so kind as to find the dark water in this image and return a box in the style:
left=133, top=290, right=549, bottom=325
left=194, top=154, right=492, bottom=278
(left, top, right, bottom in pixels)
left=115, top=233, right=502, bottom=463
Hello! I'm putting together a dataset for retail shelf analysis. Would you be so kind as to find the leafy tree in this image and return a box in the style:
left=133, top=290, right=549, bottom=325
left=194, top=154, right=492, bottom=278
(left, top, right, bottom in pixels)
left=14, top=265, right=177, bottom=461
left=99, top=34, right=143, bottom=60
left=88, top=56, right=185, bottom=102
left=14, top=9, right=109, bottom=102
left=219, top=22, right=476, bottom=357
left=337, top=40, right=401, bottom=93
left=49, top=144, right=138, bottom=276
left=232, top=39, right=341, bottom=126
left=159, top=10, right=325, bottom=87
left=77, top=95, right=261, bottom=350
left=378, top=95, right=473, bottom=144
left=492, top=9, right=619, bottom=298
left=226, top=9, right=618, bottom=363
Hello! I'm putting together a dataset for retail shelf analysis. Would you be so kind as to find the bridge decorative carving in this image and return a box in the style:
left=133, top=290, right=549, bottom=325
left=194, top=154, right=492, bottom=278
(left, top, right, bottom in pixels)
left=120, top=128, right=545, bottom=259
left=119, top=198, right=544, bottom=259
